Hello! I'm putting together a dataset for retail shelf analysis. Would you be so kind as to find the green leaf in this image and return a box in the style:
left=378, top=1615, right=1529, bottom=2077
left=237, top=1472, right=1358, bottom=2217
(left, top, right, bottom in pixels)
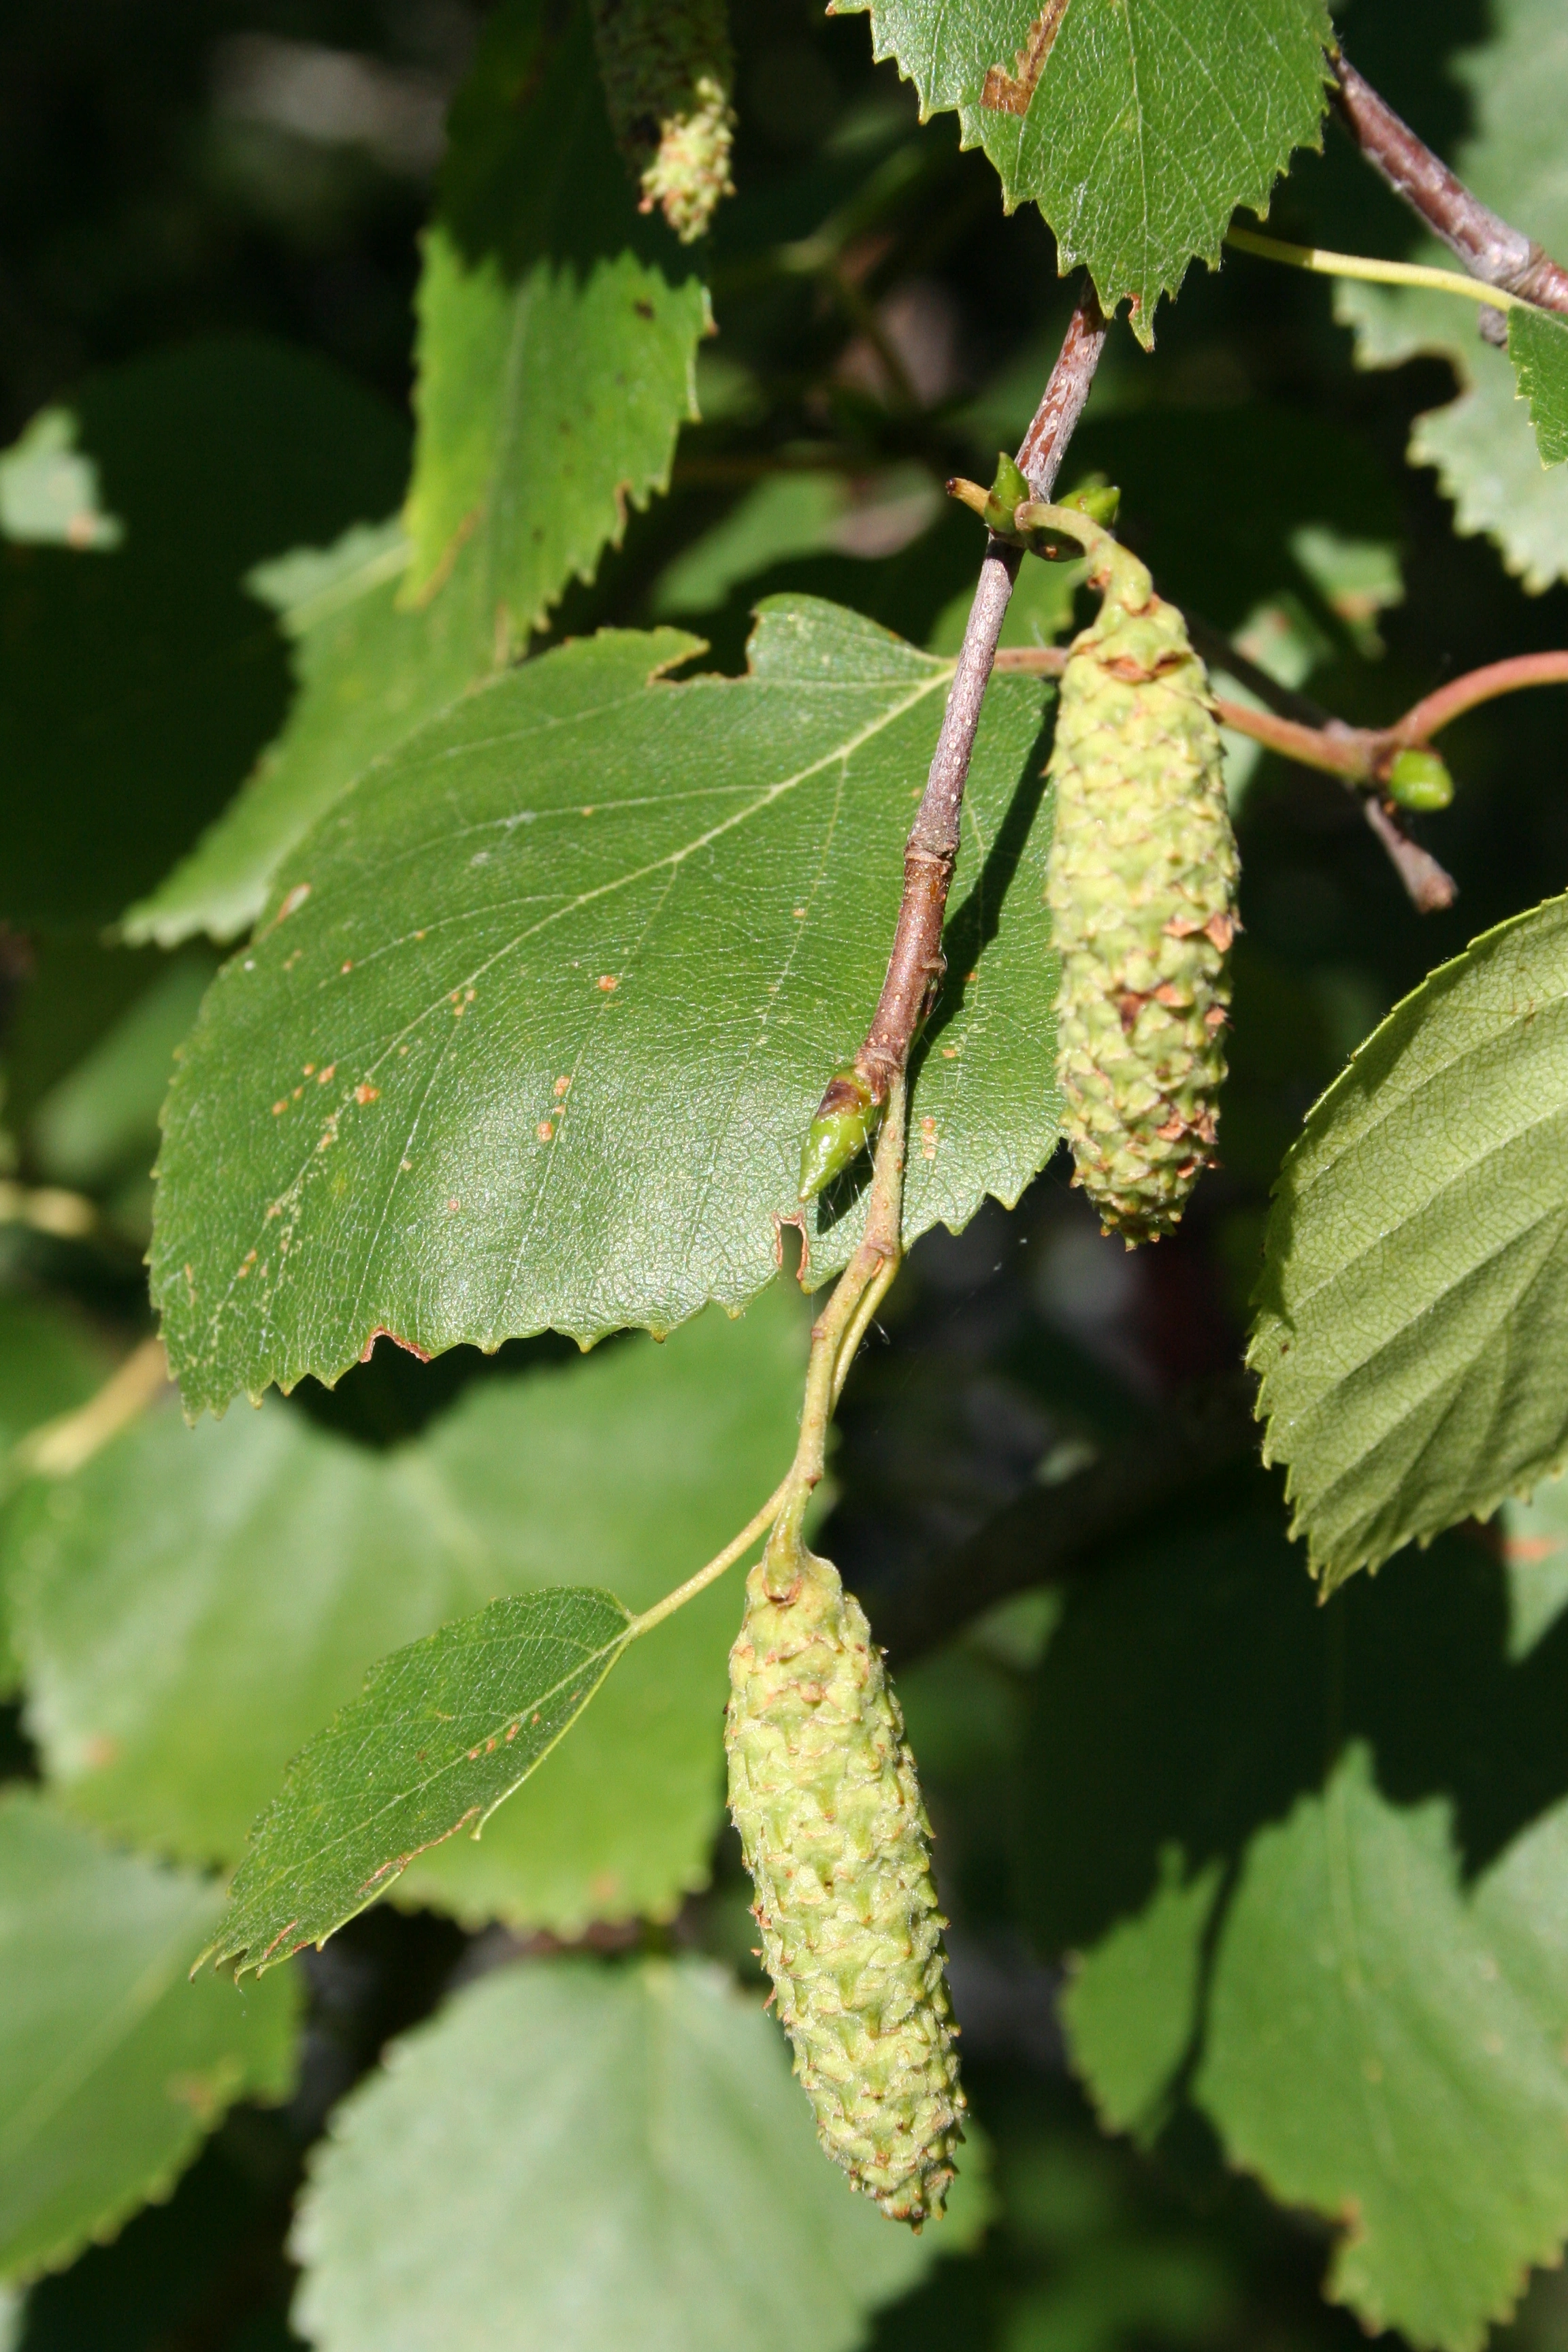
left=10, top=1292, right=802, bottom=1933
left=1019, top=1502, right=1568, bottom=2351
left=0, top=1295, right=111, bottom=1471
left=1250, top=893, right=1568, bottom=1588
left=0, top=340, right=408, bottom=929
left=292, top=1954, right=983, bottom=2352
left=404, top=0, right=708, bottom=642
left=207, top=1588, right=633, bottom=1977
left=0, top=1294, right=113, bottom=1693
left=653, top=468, right=944, bottom=619
left=1509, top=305, right=1568, bottom=467
left=150, top=598, right=1058, bottom=1415
left=27, top=956, right=214, bottom=1191
left=1196, top=1746, right=1568, bottom=2352
left=122, top=525, right=494, bottom=949
left=1336, top=0, right=1568, bottom=585
left=1497, top=1471, right=1568, bottom=1659
left=0, top=410, right=120, bottom=551
left=834, top=0, right=1332, bottom=340
left=0, top=1789, right=296, bottom=2284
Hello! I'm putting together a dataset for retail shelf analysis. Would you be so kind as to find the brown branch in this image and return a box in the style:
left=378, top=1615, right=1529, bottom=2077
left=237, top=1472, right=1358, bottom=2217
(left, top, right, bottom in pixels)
left=992, top=625, right=1568, bottom=917
left=1358, top=796, right=1458, bottom=914
left=872, top=1372, right=1260, bottom=1667
left=831, top=280, right=1108, bottom=1115
left=1333, top=54, right=1568, bottom=316
left=1394, top=651, right=1568, bottom=743
left=1174, top=616, right=1458, bottom=914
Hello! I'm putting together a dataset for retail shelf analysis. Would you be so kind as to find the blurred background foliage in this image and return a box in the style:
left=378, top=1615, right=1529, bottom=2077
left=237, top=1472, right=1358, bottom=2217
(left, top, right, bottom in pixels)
left=5, top=0, right=1568, bottom=2348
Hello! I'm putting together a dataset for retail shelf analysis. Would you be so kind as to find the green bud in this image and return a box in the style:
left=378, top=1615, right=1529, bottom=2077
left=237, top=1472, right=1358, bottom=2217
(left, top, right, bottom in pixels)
left=726, top=1538, right=965, bottom=2223
left=983, top=451, right=1032, bottom=534
left=1060, top=478, right=1122, bottom=529
left=798, top=1067, right=882, bottom=1201
left=1386, top=746, right=1454, bottom=812
left=1047, top=551, right=1239, bottom=1244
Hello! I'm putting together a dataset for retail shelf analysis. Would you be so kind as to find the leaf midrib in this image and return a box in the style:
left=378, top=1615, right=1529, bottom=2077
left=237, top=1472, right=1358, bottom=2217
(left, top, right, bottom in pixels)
left=229, top=1611, right=633, bottom=1926
left=205, top=664, right=952, bottom=1359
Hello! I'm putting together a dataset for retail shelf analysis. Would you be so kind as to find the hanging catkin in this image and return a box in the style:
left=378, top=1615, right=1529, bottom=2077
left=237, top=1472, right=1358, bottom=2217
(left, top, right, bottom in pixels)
left=587, top=0, right=736, bottom=244
left=1045, top=528, right=1238, bottom=1243
left=725, top=1538, right=964, bottom=2225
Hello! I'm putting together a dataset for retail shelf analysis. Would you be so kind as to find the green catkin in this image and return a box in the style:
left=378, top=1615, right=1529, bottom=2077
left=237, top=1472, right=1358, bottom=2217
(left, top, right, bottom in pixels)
left=587, top=0, right=736, bottom=244
left=1045, top=534, right=1239, bottom=1245
left=725, top=1540, right=965, bottom=2225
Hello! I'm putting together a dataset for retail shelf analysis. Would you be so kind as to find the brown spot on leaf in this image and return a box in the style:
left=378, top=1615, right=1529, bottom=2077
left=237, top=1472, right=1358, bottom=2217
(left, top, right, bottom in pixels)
left=597, top=975, right=619, bottom=992
left=981, top=0, right=1071, bottom=114
left=359, top=1328, right=434, bottom=1365
left=355, top=1083, right=380, bottom=1105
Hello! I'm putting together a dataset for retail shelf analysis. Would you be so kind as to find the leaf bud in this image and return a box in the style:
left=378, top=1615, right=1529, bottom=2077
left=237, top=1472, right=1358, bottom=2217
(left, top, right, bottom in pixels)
left=798, top=1066, right=883, bottom=1201
left=982, top=451, right=1032, bottom=534
left=1385, top=746, right=1454, bottom=812
left=1059, top=477, right=1122, bottom=529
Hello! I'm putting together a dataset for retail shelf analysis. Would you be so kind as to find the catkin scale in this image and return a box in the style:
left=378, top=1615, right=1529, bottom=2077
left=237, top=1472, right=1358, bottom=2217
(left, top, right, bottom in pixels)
left=587, top=0, right=735, bottom=243
left=1046, top=542, right=1238, bottom=1244
left=725, top=1546, right=965, bottom=2225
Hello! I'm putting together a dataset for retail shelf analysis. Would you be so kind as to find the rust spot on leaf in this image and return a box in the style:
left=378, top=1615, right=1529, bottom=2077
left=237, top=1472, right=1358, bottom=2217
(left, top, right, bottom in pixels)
left=359, top=1328, right=433, bottom=1365
left=981, top=0, right=1071, bottom=113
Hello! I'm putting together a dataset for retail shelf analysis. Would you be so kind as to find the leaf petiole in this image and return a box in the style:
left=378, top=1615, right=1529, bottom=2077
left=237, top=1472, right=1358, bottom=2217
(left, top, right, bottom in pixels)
left=630, top=1079, right=911, bottom=1639
left=1226, top=224, right=1531, bottom=312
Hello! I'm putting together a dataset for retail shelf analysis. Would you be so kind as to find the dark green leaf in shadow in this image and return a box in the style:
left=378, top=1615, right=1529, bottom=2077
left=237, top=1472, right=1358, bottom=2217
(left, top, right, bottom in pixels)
left=405, top=0, right=708, bottom=644
left=1017, top=1498, right=1568, bottom=2349
left=0, top=340, right=407, bottom=928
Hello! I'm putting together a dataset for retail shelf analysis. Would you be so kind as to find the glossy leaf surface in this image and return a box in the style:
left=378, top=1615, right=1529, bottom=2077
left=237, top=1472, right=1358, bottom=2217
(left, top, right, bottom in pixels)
left=152, top=599, right=1057, bottom=1414
left=834, top=0, right=1331, bottom=338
